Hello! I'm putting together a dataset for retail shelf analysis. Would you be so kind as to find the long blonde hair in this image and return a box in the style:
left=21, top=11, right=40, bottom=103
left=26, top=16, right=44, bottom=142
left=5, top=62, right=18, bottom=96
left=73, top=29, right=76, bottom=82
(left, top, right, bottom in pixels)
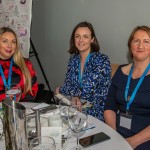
left=0, top=27, right=32, bottom=94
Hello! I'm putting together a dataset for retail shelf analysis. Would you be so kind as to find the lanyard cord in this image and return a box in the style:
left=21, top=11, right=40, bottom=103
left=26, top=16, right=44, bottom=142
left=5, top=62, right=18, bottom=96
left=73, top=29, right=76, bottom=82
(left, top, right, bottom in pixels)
left=0, top=58, right=13, bottom=89
left=79, top=53, right=91, bottom=88
left=125, top=63, right=150, bottom=111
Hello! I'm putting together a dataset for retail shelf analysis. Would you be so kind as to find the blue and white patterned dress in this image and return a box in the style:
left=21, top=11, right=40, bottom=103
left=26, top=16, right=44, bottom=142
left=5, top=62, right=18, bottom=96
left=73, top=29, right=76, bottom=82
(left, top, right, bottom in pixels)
left=60, top=51, right=111, bottom=121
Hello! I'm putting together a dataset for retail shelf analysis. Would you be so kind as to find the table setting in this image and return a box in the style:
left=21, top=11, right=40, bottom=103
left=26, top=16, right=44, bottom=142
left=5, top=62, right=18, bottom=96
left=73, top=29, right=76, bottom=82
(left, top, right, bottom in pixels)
left=0, top=99, right=96, bottom=150
left=25, top=102, right=69, bottom=150
left=0, top=92, right=133, bottom=150
left=26, top=101, right=95, bottom=150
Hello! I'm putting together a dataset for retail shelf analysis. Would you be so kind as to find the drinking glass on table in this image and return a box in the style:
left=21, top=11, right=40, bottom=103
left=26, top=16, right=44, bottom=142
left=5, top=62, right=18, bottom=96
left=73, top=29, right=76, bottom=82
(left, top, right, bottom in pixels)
left=59, top=101, right=69, bottom=122
left=48, top=113, right=68, bottom=150
left=5, top=83, right=21, bottom=101
left=0, top=107, right=4, bottom=141
left=59, top=100, right=71, bottom=138
left=48, top=113, right=63, bottom=127
left=68, top=105, right=88, bottom=150
left=30, top=136, right=56, bottom=150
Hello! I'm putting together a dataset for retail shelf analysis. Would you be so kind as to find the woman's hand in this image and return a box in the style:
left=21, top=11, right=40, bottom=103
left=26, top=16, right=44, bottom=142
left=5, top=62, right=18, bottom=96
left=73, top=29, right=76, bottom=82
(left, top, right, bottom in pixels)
left=71, top=97, right=82, bottom=111
left=126, top=137, right=138, bottom=149
left=55, top=87, right=60, bottom=94
left=126, top=125, right=150, bottom=149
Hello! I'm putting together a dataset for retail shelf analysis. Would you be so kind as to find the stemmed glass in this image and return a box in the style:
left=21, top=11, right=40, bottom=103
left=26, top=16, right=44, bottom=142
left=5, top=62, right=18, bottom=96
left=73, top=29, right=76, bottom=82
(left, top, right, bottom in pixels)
left=5, top=83, right=21, bottom=101
left=59, top=100, right=71, bottom=138
left=59, top=101, right=69, bottom=123
left=68, top=105, right=88, bottom=150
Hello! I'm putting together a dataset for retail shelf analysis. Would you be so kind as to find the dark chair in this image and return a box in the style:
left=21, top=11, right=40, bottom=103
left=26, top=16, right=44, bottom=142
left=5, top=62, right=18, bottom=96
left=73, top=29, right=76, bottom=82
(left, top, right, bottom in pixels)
left=35, top=84, right=56, bottom=104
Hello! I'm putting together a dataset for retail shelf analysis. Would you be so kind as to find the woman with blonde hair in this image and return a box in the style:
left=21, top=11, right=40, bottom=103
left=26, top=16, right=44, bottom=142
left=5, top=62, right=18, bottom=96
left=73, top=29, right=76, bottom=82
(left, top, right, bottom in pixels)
left=0, top=27, right=38, bottom=101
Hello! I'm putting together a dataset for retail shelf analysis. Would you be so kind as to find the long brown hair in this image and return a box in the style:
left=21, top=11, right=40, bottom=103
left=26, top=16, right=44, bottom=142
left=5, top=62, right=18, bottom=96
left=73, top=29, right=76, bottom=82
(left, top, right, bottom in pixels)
left=68, top=21, right=100, bottom=54
left=0, top=27, right=32, bottom=94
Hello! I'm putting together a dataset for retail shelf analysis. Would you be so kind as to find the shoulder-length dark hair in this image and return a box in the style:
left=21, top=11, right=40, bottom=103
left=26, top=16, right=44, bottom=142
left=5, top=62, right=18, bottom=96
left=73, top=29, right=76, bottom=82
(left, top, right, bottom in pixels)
left=68, top=21, right=100, bottom=54
left=128, top=25, right=150, bottom=59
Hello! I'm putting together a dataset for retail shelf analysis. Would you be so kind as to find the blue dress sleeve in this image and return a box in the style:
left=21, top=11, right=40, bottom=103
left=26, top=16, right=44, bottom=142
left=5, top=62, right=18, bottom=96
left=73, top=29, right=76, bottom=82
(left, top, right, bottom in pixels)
left=59, top=56, right=81, bottom=97
left=86, top=54, right=111, bottom=120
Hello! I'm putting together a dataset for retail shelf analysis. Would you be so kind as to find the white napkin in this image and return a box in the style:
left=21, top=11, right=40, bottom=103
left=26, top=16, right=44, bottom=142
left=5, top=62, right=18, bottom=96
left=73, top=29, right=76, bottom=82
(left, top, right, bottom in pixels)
left=40, top=108, right=60, bottom=118
left=55, top=93, right=71, bottom=105
left=32, top=102, right=59, bottom=118
left=32, top=102, right=49, bottom=109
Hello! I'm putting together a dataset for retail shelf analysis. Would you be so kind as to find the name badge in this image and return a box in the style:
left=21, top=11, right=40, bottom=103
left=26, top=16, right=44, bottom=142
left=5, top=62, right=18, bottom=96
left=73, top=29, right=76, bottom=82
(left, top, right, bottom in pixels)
left=119, top=113, right=132, bottom=130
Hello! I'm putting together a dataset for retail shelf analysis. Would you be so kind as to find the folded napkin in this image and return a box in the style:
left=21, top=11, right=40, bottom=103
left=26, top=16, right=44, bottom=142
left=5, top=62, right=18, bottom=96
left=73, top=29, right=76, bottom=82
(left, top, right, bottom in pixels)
left=55, top=93, right=71, bottom=105
left=26, top=103, right=59, bottom=117
left=32, top=102, right=49, bottom=109
left=40, top=108, right=60, bottom=118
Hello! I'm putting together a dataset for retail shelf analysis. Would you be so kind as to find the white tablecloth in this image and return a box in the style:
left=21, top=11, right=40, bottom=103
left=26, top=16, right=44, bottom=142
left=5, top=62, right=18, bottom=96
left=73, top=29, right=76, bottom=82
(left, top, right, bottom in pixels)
left=66, top=115, right=133, bottom=150
left=0, top=102, right=133, bottom=150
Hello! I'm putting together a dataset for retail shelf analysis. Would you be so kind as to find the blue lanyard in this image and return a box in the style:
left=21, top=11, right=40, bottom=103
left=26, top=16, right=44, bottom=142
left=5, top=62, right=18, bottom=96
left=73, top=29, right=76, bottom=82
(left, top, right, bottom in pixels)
left=0, top=58, right=13, bottom=89
left=78, top=53, right=91, bottom=88
left=125, top=63, right=150, bottom=111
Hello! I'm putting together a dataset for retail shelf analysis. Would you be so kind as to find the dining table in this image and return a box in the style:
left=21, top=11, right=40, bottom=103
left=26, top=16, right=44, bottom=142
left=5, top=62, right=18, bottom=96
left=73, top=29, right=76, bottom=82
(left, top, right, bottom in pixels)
left=0, top=102, right=133, bottom=150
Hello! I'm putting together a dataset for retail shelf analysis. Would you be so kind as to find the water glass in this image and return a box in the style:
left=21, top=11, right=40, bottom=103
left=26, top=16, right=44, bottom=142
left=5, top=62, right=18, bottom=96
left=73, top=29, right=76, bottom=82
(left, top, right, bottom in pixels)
left=0, top=105, right=4, bottom=141
left=59, top=101, right=72, bottom=140
left=68, top=105, right=88, bottom=150
left=5, top=83, right=21, bottom=101
left=48, top=113, right=62, bottom=127
left=59, top=101, right=69, bottom=122
left=30, top=136, right=56, bottom=150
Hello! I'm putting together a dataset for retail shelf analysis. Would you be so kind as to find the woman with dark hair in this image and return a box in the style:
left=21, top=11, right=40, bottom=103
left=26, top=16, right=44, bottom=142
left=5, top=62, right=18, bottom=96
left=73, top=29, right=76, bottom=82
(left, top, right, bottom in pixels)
left=104, top=26, right=150, bottom=150
left=56, top=21, right=111, bottom=121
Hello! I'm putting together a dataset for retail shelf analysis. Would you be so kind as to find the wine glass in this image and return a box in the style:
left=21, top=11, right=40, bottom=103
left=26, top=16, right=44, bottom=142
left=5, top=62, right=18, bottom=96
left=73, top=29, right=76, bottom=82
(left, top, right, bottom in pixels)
left=59, top=101, right=69, bottom=123
left=68, top=105, right=88, bottom=150
left=59, top=100, right=71, bottom=138
left=5, top=83, right=21, bottom=101
left=30, top=136, right=56, bottom=150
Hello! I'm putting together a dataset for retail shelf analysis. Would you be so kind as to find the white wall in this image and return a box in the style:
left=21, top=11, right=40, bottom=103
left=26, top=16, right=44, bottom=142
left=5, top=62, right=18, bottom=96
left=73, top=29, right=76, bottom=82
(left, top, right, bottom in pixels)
left=30, top=0, right=150, bottom=90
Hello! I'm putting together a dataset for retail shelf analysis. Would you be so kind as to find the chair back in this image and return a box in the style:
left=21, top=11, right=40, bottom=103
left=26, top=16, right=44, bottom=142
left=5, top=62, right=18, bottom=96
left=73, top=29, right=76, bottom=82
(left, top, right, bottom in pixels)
left=111, top=63, right=120, bottom=78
